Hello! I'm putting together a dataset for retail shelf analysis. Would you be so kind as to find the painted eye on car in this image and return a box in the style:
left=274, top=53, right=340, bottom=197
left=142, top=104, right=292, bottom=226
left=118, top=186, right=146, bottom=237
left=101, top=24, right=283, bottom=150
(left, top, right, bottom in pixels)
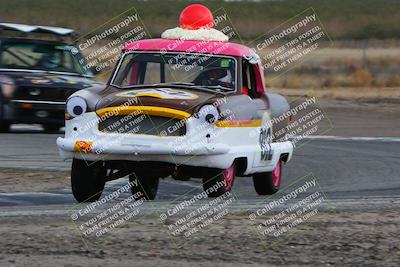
left=198, top=105, right=219, bottom=124
left=66, top=96, right=87, bottom=118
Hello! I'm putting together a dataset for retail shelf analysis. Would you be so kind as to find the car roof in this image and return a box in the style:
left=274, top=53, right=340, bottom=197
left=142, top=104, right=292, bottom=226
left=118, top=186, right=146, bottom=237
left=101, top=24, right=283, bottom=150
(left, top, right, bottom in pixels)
left=0, top=23, right=74, bottom=36
left=122, top=38, right=254, bottom=57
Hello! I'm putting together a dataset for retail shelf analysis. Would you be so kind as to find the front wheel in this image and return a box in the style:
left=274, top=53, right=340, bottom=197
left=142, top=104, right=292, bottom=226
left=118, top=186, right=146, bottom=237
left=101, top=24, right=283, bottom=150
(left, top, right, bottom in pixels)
left=253, top=160, right=282, bottom=195
left=0, top=100, right=11, bottom=132
left=203, top=163, right=236, bottom=198
left=129, top=174, right=159, bottom=200
left=0, top=120, right=10, bottom=132
left=71, top=159, right=106, bottom=203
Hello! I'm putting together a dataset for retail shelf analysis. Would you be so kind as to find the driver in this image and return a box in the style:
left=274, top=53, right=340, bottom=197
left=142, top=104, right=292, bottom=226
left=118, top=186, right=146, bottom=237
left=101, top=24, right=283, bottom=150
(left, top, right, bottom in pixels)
left=36, top=51, right=62, bottom=69
left=194, top=67, right=233, bottom=88
left=213, top=68, right=232, bottom=86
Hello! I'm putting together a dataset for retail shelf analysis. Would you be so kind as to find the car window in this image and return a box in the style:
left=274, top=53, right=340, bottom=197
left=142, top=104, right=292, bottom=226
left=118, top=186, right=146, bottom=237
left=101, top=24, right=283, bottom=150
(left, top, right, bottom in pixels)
left=242, top=60, right=259, bottom=98
left=0, top=41, right=89, bottom=75
left=112, top=52, right=237, bottom=92
left=143, top=62, right=161, bottom=84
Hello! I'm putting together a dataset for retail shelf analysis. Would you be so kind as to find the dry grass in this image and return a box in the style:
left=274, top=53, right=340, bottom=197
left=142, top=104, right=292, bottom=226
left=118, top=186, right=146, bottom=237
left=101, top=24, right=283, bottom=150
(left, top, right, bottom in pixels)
left=268, top=73, right=400, bottom=89
left=0, top=0, right=400, bottom=40
left=265, top=47, right=400, bottom=89
left=386, top=75, right=400, bottom=87
left=349, top=68, right=373, bottom=87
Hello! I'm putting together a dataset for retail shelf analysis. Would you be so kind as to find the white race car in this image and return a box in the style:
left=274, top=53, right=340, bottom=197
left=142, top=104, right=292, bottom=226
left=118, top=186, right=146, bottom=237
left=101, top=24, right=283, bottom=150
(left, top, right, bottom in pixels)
left=57, top=6, right=294, bottom=202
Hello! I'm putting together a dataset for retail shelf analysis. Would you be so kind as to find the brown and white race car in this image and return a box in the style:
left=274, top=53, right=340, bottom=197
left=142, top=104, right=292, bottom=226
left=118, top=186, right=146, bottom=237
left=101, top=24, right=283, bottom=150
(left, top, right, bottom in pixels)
left=57, top=4, right=293, bottom=202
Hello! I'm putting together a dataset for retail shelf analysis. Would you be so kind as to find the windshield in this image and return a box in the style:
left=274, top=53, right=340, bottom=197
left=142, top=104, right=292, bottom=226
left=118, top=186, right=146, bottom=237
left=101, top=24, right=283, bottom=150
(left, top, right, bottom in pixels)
left=111, top=52, right=237, bottom=92
left=0, top=41, right=91, bottom=75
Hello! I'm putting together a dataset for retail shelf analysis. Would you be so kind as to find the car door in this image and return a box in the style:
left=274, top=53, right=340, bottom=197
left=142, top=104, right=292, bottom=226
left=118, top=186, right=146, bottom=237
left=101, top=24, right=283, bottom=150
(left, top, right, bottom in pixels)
left=242, top=60, right=274, bottom=168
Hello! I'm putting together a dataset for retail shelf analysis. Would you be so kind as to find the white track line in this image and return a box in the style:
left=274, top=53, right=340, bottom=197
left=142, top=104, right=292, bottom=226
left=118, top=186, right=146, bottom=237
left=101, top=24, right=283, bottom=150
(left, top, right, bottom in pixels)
left=1, top=196, right=400, bottom=217
left=301, top=135, right=400, bottom=142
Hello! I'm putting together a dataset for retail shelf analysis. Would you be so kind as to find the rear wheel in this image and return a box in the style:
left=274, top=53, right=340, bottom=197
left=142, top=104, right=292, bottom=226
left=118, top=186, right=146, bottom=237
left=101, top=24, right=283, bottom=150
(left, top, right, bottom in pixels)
left=203, top=163, right=236, bottom=198
left=71, top=159, right=106, bottom=203
left=253, top=160, right=282, bottom=195
left=129, top=174, right=159, bottom=200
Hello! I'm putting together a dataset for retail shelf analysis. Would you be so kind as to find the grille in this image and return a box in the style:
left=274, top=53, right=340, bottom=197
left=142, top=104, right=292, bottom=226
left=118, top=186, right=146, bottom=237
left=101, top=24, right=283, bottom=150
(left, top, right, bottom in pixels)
left=98, top=114, right=186, bottom=136
left=15, top=86, right=75, bottom=101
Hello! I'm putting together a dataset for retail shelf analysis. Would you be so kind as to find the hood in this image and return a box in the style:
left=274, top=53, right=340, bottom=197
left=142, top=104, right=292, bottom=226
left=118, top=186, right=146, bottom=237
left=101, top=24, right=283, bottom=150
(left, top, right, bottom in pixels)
left=0, top=70, right=100, bottom=90
left=95, top=86, right=226, bottom=115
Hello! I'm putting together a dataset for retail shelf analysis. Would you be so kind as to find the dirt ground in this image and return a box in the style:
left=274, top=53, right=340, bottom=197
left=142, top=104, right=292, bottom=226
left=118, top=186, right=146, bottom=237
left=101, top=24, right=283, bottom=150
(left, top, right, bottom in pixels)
left=0, top=168, right=69, bottom=193
left=0, top=210, right=399, bottom=266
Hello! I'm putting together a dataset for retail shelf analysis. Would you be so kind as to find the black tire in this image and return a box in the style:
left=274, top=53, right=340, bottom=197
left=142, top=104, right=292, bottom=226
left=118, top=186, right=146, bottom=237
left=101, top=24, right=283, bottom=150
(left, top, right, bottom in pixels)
left=0, top=99, right=10, bottom=133
left=71, top=158, right=106, bottom=203
left=0, top=120, right=10, bottom=132
left=253, top=161, right=282, bottom=195
left=129, top=174, right=159, bottom=200
left=203, top=163, right=236, bottom=198
left=43, top=124, right=62, bottom=133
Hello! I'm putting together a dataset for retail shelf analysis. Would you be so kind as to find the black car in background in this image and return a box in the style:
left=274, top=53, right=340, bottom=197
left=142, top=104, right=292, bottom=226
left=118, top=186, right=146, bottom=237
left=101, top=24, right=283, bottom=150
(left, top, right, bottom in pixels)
left=0, top=23, right=101, bottom=132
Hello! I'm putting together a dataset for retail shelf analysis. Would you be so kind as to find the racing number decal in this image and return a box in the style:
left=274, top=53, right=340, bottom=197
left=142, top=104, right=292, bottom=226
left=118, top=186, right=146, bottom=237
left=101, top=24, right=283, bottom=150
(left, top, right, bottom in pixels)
left=259, top=127, right=273, bottom=161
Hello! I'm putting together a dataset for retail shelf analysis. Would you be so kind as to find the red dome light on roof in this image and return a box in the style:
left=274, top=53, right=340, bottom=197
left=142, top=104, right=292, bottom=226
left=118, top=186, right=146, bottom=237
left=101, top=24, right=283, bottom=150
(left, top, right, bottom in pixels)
left=179, top=4, right=214, bottom=30
left=161, top=4, right=228, bottom=42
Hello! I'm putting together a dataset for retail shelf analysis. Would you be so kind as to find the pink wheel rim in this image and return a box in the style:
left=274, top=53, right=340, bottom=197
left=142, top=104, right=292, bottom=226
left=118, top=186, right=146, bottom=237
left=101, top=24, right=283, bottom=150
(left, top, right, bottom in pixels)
left=272, top=161, right=281, bottom=187
left=223, top=164, right=235, bottom=191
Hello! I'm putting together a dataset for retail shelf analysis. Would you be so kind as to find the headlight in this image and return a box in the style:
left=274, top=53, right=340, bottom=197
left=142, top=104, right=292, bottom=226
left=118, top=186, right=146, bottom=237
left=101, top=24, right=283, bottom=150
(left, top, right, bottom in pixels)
left=66, top=96, right=87, bottom=118
left=198, top=105, right=219, bottom=124
left=0, top=75, right=15, bottom=98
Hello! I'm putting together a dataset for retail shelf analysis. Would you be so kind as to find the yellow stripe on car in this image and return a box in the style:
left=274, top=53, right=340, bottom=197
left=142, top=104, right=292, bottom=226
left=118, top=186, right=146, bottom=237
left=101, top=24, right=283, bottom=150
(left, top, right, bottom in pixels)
left=96, top=106, right=191, bottom=120
left=215, top=119, right=262, bottom=128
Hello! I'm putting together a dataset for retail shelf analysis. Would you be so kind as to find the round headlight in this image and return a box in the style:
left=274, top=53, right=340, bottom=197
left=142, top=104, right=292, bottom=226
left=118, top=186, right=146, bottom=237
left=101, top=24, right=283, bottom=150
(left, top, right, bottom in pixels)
left=66, top=96, right=87, bottom=118
left=198, top=105, right=219, bottom=124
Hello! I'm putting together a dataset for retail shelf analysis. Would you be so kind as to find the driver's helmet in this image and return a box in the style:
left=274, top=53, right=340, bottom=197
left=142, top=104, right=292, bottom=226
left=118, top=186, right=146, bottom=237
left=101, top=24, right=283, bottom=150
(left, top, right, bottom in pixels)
left=205, top=67, right=232, bottom=86
left=217, top=69, right=232, bottom=83
left=40, top=52, right=61, bottom=69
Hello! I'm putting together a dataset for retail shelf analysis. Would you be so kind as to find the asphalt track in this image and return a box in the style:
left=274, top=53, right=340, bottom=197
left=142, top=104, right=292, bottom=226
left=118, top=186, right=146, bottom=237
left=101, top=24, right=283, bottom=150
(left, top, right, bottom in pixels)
left=0, top=123, right=399, bottom=212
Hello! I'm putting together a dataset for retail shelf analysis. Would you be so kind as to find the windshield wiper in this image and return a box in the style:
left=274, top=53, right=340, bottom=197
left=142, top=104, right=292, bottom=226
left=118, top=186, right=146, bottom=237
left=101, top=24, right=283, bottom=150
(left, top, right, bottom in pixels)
left=197, top=85, right=234, bottom=92
left=123, top=82, right=195, bottom=89
left=146, top=82, right=234, bottom=91
left=162, top=82, right=195, bottom=86
left=120, top=83, right=234, bottom=93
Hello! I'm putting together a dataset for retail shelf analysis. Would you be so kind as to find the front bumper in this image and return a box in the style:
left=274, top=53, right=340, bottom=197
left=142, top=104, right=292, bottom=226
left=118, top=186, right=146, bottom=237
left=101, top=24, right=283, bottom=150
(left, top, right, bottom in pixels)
left=56, top=136, right=230, bottom=157
left=57, top=112, right=293, bottom=171
left=2, top=100, right=65, bottom=124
